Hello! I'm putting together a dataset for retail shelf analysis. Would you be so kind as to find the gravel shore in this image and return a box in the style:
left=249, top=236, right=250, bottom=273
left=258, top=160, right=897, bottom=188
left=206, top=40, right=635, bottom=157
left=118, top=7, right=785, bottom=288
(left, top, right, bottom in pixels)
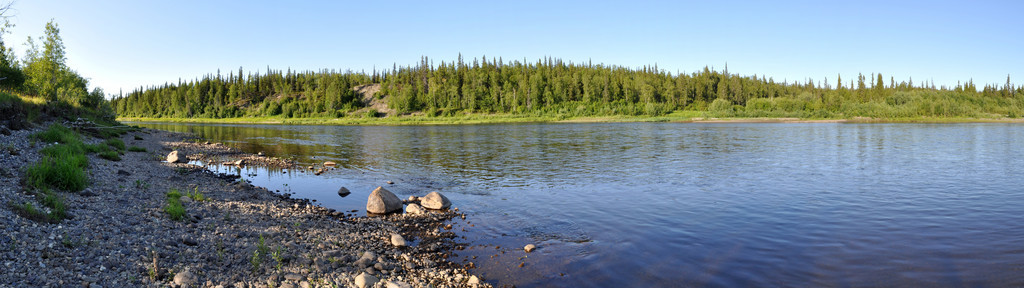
left=1, top=124, right=490, bottom=288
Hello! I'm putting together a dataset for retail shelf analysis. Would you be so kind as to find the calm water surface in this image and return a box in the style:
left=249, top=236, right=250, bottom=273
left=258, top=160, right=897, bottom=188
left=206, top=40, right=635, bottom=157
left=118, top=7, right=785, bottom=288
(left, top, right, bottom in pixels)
left=132, top=122, right=1024, bottom=287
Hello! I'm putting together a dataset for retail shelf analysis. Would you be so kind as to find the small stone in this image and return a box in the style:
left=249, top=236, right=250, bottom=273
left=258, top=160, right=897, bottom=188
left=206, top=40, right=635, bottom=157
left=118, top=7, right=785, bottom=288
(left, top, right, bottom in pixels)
left=420, top=191, right=452, bottom=209
left=180, top=196, right=192, bottom=203
left=468, top=275, right=481, bottom=285
left=166, top=150, right=186, bottom=163
left=386, top=280, right=412, bottom=288
left=366, top=186, right=402, bottom=214
left=283, top=273, right=303, bottom=282
left=386, top=180, right=394, bottom=185
left=391, top=234, right=407, bottom=247
left=116, top=170, right=130, bottom=176
left=173, top=270, right=197, bottom=286
left=337, top=187, right=351, bottom=197
left=524, top=244, right=537, bottom=253
left=234, top=159, right=245, bottom=166
left=324, top=161, right=336, bottom=166
left=354, top=272, right=378, bottom=288
left=257, top=151, right=264, bottom=156
left=299, top=281, right=311, bottom=288
left=405, top=203, right=426, bottom=215
left=279, top=284, right=296, bottom=288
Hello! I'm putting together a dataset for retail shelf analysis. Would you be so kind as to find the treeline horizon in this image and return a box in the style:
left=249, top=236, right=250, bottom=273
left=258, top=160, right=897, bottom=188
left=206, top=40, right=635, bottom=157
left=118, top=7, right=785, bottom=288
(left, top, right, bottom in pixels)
left=111, top=55, right=1024, bottom=119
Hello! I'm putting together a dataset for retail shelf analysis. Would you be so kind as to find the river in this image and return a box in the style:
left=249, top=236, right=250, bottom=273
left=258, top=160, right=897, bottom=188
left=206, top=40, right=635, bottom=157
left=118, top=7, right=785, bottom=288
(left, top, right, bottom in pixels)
left=131, top=122, right=1024, bottom=287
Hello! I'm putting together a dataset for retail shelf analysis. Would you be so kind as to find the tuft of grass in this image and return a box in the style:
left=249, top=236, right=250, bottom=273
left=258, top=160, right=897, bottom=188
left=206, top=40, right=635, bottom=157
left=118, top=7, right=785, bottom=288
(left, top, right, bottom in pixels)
left=163, top=189, right=186, bottom=221
left=134, top=135, right=144, bottom=140
left=32, top=124, right=80, bottom=145
left=98, top=150, right=121, bottom=161
left=11, top=189, right=66, bottom=223
left=104, top=138, right=126, bottom=151
left=25, top=155, right=88, bottom=192
left=127, top=146, right=146, bottom=152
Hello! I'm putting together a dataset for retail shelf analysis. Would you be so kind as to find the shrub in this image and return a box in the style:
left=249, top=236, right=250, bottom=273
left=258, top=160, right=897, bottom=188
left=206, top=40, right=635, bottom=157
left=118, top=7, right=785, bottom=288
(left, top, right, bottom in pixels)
left=127, top=146, right=146, bottom=152
left=709, top=98, right=734, bottom=113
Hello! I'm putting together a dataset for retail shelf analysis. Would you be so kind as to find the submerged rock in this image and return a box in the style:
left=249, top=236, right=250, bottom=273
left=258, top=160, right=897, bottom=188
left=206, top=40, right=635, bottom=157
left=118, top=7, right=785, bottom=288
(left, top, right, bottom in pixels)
left=366, top=186, right=402, bottom=214
left=166, top=150, right=186, bottom=163
left=421, top=191, right=451, bottom=210
left=337, top=187, right=351, bottom=197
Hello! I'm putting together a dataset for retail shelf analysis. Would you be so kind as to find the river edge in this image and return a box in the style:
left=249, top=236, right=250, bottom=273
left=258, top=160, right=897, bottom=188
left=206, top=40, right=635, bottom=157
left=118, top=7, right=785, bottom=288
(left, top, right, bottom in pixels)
left=0, top=124, right=492, bottom=288
left=117, top=115, right=1024, bottom=126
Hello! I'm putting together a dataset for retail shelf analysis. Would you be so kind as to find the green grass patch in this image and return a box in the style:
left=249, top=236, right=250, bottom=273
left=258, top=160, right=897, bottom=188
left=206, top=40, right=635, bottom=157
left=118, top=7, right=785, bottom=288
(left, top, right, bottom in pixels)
left=32, top=124, right=80, bottom=144
left=25, top=154, right=88, bottom=192
left=104, top=138, right=126, bottom=151
left=134, top=135, right=144, bottom=140
left=164, top=189, right=187, bottom=221
left=127, top=146, right=146, bottom=152
left=11, top=189, right=67, bottom=223
left=98, top=150, right=121, bottom=161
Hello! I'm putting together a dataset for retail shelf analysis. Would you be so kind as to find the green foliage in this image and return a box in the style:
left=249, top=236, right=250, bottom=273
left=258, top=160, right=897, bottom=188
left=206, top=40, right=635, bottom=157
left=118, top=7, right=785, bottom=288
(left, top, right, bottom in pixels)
left=127, top=146, right=146, bottom=152
left=164, top=189, right=187, bottom=221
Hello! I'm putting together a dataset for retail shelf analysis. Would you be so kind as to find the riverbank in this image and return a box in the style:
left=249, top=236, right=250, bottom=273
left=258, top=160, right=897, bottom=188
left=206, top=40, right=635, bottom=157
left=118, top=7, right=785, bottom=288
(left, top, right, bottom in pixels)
left=117, top=113, right=1024, bottom=126
left=1, top=123, right=491, bottom=287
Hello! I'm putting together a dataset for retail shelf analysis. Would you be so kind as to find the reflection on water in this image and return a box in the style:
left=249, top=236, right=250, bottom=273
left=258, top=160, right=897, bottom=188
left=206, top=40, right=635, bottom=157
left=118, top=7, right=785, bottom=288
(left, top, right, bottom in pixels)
left=132, top=121, right=1024, bottom=287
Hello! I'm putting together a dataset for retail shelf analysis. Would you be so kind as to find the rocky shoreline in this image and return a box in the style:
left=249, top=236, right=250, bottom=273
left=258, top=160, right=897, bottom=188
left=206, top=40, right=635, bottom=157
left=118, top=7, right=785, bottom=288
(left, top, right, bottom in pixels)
left=1, top=124, right=492, bottom=288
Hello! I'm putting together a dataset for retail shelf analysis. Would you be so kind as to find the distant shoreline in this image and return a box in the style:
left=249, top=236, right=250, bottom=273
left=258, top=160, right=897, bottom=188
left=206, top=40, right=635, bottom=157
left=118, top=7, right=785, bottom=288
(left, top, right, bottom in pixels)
left=117, top=115, right=1024, bottom=126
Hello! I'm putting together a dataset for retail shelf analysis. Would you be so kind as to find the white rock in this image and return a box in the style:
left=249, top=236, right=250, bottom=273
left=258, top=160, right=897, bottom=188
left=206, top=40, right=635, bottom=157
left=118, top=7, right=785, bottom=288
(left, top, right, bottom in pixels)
left=468, top=275, right=481, bottom=285
left=366, top=186, right=402, bottom=214
left=173, top=270, right=197, bottom=286
left=354, top=272, right=379, bottom=288
left=166, top=150, right=186, bottom=163
left=386, top=280, right=412, bottom=288
left=524, top=244, right=537, bottom=253
left=405, top=203, right=426, bottom=215
left=420, top=191, right=451, bottom=210
left=324, top=161, right=336, bottom=166
left=391, top=233, right=407, bottom=247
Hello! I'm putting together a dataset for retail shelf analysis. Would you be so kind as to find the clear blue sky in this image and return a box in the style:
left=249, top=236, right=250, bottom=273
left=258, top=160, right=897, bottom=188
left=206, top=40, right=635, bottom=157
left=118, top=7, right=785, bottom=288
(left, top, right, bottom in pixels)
left=5, top=0, right=1022, bottom=96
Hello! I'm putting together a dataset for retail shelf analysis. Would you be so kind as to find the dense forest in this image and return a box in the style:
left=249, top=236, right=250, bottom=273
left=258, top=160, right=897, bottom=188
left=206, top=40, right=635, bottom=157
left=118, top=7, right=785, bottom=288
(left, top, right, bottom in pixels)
left=112, top=55, right=1024, bottom=120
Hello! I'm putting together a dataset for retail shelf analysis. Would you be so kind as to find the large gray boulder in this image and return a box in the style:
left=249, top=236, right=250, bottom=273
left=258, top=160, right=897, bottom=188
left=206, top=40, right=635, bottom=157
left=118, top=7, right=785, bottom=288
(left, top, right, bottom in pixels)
left=166, top=150, right=186, bottom=163
left=421, top=191, right=451, bottom=210
left=366, top=186, right=402, bottom=214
